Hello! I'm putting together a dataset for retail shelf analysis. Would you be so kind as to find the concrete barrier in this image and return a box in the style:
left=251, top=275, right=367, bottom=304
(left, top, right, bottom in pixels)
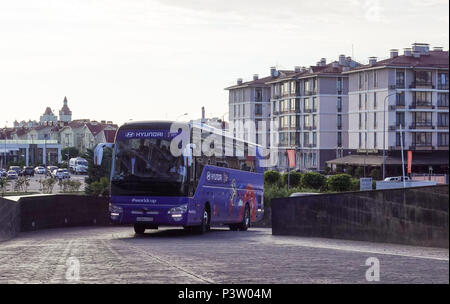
left=19, top=194, right=109, bottom=231
left=272, top=185, right=449, bottom=248
left=0, top=197, right=21, bottom=242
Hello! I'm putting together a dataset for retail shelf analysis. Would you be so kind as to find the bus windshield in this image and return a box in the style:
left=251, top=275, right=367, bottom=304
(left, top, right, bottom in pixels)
left=111, top=137, right=188, bottom=197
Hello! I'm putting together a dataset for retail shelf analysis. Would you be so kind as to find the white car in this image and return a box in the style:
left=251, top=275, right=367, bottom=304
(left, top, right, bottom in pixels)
left=384, top=176, right=410, bottom=182
left=7, top=170, right=18, bottom=180
left=54, top=169, right=70, bottom=179
left=34, top=166, right=45, bottom=174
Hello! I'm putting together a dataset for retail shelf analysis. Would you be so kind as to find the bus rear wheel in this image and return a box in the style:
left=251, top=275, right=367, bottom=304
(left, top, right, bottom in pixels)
left=134, top=224, right=146, bottom=235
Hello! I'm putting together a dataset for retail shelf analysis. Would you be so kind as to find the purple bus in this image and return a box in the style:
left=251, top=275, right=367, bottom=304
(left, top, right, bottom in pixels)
left=94, top=120, right=264, bottom=234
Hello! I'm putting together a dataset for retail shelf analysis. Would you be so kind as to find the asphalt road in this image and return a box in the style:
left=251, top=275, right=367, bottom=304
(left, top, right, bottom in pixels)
left=0, top=226, right=448, bottom=284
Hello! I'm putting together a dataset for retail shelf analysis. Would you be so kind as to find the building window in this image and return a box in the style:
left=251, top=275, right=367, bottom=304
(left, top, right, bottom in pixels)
left=255, top=88, right=262, bottom=102
left=374, top=112, right=377, bottom=128
left=337, top=77, right=343, bottom=93
left=438, top=133, right=449, bottom=146
left=303, top=98, right=311, bottom=111
left=304, top=115, right=311, bottom=128
left=412, top=132, right=432, bottom=146
left=438, top=113, right=449, bottom=127
left=438, top=93, right=449, bottom=107
left=303, top=132, right=309, bottom=146
left=255, top=104, right=263, bottom=115
left=373, top=92, right=377, bottom=109
left=373, top=71, right=377, bottom=88
left=337, top=97, right=342, bottom=112
left=364, top=93, right=368, bottom=109
left=359, top=94, right=362, bottom=109
left=374, top=132, right=377, bottom=148
left=396, top=71, right=405, bottom=88
left=438, top=73, right=449, bottom=90
left=414, top=92, right=432, bottom=106
left=413, top=112, right=432, bottom=127
left=337, top=114, right=342, bottom=130
left=311, top=153, right=317, bottom=167
left=359, top=114, right=362, bottom=129
left=290, top=116, right=297, bottom=128
left=337, top=132, right=342, bottom=147
left=290, top=81, right=296, bottom=95
left=359, top=133, right=362, bottom=148
left=396, top=92, right=405, bottom=106
left=290, top=99, right=297, bottom=112
left=415, top=71, right=433, bottom=86
left=312, top=115, right=317, bottom=129
left=396, top=112, right=405, bottom=127
left=359, top=73, right=363, bottom=89
left=312, top=97, right=317, bottom=112
left=396, top=132, right=406, bottom=147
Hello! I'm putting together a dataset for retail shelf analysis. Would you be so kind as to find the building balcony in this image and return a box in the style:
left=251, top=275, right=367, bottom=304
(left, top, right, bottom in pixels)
left=304, top=108, right=312, bottom=113
left=437, top=124, right=449, bottom=130
left=409, top=81, right=434, bottom=89
left=438, top=84, right=449, bottom=90
left=409, top=144, right=433, bottom=151
left=409, top=102, right=434, bottom=109
left=395, top=82, right=405, bottom=89
left=304, top=90, right=317, bottom=96
left=303, top=126, right=313, bottom=131
left=409, top=123, right=434, bottom=130
left=437, top=103, right=449, bottom=109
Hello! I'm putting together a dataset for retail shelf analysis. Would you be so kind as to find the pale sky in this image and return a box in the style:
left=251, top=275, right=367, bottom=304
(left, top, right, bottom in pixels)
left=0, top=0, right=448, bottom=127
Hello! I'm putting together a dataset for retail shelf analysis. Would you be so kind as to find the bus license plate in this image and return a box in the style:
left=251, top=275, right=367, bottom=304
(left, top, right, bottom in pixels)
left=136, top=217, right=153, bottom=222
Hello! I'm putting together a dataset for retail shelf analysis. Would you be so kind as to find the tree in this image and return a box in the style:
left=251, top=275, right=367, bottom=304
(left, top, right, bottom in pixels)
left=264, top=170, right=281, bottom=186
left=301, top=172, right=326, bottom=190
left=327, top=174, right=352, bottom=192
left=61, top=147, right=80, bottom=162
left=369, top=168, right=381, bottom=180
left=83, top=148, right=112, bottom=195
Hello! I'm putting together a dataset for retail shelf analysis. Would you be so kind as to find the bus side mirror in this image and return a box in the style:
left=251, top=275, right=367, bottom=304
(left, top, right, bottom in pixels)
left=94, top=143, right=115, bottom=166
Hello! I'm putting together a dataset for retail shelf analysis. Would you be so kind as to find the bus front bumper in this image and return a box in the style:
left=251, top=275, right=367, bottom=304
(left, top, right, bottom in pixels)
left=109, top=204, right=193, bottom=226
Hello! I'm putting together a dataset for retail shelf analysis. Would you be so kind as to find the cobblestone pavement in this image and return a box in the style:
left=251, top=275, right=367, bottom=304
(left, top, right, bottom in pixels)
left=0, top=226, right=448, bottom=284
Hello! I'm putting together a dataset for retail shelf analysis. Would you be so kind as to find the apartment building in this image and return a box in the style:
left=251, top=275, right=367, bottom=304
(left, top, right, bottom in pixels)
left=339, top=43, right=449, bottom=174
left=225, top=68, right=295, bottom=146
left=267, top=56, right=359, bottom=171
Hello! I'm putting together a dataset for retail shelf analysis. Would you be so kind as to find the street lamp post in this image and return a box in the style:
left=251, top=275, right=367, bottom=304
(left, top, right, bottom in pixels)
left=383, top=92, right=399, bottom=180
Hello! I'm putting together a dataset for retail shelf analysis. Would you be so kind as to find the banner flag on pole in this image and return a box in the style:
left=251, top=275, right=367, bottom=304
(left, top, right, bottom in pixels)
left=407, top=151, right=413, bottom=174
left=287, top=149, right=295, bottom=168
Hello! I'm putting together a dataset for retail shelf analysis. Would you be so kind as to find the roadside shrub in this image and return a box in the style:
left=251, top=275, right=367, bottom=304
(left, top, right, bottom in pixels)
left=90, top=177, right=110, bottom=196
left=263, top=185, right=289, bottom=208
left=281, top=171, right=302, bottom=187
left=327, top=174, right=352, bottom=192
left=264, top=170, right=281, bottom=186
left=350, top=178, right=360, bottom=191
left=40, top=178, right=57, bottom=194
left=59, top=179, right=82, bottom=193
left=300, top=172, right=326, bottom=190
left=369, top=168, right=381, bottom=180
left=344, top=165, right=354, bottom=176
left=324, top=166, right=332, bottom=175
left=0, top=178, right=11, bottom=196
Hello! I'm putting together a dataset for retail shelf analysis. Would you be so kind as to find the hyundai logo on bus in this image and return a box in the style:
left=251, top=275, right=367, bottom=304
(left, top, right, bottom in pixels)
left=206, top=171, right=229, bottom=183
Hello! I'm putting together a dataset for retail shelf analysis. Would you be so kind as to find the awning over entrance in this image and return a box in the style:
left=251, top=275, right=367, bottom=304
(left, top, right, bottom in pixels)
left=326, top=154, right=449, bottom=166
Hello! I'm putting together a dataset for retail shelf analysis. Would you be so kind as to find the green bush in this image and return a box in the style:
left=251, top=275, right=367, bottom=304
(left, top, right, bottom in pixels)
left=84, top=148, right=112, bottom=195
left=324, top=166, right=332, bottom=175
left=264, top=170, right=281, bottom=186
left=327, top=174, right=352, bottom=192
left=0, top=178, right=11, bottom=196
left=90, top=177, right=110, bottom=196
left=345, top=165, right=354, bottom=176
left=350, top=178, right=360, bottom=191
left=263, top=185, right=289, bottom=208
left=281, top=171, right=302, bottom=187
left=369, top=168, right=381, bottom=180
left=301, top=172, right=326, bottom=190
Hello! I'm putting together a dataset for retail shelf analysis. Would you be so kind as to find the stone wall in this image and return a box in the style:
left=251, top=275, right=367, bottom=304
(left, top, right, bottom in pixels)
left=0, top=197, right=20, bottom=242
left=272, top=185, right=449, bottom=248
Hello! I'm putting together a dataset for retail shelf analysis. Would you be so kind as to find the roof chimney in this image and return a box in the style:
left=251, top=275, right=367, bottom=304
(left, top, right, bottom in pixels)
left=237, top=78, right=243, bottom=85
left=390, top=49, right=399, bottom=58
left=339, top=55, right=346, bottom=65
left=368, top=57, right=377, bottom=66
left=270, top=67, right=278, bottom=77
left=332, top=61, right=339, bottom=68
left=201, top=107, right=205, bottom=121
left=412, top=43, right=429, bottom=54
left=404, top=48, right=412, bottom=56
left=253, top=74, right=259, bottom=81
left=320, top=58, right=326, bottom=66
left=294, top=66, right=301, bottom=73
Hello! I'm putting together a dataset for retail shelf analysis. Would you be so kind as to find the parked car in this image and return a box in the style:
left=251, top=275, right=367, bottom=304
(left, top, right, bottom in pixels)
left=384, top=176, right=410, bottom=182
left=53, top=169, right=70, bottom=180
left=47, top=166, right=58, bottom=177
left=34, top=166, right=45, bottom=174
left=9, top=166, right=21, bottom=175
left=289, top=192, right=320, bottom=197
left=20, top=166, right=35, bottom=177
left=0, top=169, right=7, bottom=177
left=7, top=170, right=18, bottom=180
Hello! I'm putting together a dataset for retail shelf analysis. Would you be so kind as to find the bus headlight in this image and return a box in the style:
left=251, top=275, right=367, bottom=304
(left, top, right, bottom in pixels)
left=109, top=203, right=123, bottom=215
left=168, top=204, right=188, bottom=216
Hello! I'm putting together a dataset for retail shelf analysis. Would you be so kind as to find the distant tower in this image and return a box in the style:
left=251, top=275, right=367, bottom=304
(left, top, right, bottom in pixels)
left=59, top=96, right=72, bottom=123
left=40, top=107, right=58, bottom=125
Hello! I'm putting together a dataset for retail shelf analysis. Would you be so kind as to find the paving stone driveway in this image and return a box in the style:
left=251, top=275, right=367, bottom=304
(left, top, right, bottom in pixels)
left=0, top=226, right=448, bottom=284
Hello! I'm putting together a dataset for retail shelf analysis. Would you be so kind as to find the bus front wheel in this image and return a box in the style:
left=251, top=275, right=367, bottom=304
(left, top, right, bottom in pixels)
left=134, top=224, right=146, bottom=235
